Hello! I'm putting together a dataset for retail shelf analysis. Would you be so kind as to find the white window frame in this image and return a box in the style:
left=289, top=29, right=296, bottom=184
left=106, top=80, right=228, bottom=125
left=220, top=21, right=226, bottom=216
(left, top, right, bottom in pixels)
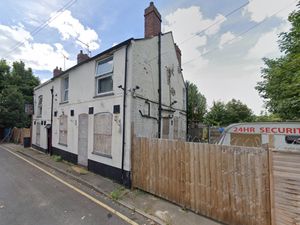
left=37, top=95, right=43, bottom=117
left=61, top=76, right=69, bottom=103
left=95, top=57, right=113, bottom=95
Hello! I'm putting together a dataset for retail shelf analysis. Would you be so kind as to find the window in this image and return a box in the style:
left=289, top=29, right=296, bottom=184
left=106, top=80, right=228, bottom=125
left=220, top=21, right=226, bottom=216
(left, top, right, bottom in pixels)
left=285, top=135, right=300, bottom=145
left=59, top=115, right=68, bottom=146
left=93, top=113, right=112, bottom=156
left=96, top=57, right=113, bottom=94
left=62, top=76, right=69, bottom=102
left=37, top=95, right=43, bottom=116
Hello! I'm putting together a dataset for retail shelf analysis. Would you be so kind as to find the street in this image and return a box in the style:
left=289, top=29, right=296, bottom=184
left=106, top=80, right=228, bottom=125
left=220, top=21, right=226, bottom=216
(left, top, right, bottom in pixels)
left=0, top=146, right=150, bottom=225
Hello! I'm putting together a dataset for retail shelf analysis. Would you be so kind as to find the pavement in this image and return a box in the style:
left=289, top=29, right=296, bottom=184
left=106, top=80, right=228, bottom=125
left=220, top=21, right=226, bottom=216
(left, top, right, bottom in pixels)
left=0, top=143, right=221, bottom=225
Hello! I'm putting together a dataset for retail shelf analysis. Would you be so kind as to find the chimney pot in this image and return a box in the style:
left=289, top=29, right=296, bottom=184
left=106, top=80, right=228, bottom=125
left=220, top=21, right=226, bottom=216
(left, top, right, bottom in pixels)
left=144, top=2, right=161, bottom=38
left=53, top=66, right=62, bottom=77
left=77, top=50, right=90, bottom=64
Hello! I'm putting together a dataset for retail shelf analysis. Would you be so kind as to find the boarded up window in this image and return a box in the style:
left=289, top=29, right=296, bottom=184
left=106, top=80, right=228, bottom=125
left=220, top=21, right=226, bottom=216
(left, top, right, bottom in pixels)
left=93, top=113, right=112, bottom=156
left=59, top=115, right=68, bottom=146
left=36, top=122, right=41, bottom=146
left=162, top=118, right=170, bottom=139
left=173, top=117, right=179, bottom=139
left=230, top=133, right=261, bottom=147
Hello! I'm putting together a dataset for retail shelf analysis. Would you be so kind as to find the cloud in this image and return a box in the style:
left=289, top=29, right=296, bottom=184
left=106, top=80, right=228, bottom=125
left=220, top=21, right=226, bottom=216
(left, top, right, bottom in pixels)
left=0, top=24, right=32, bottom=52
left=48, top=10, right=100, bottom=50
left=164, top=6, right=226, bottom=42
left=218, top=31, right=237, bottom=49
left=246, top=22, right=290, bottom=59
left=244, top=0, right=297, bottom=23
left=0, top=24, right=76, bottom=72
left=163, top=6, right=226, bottom=73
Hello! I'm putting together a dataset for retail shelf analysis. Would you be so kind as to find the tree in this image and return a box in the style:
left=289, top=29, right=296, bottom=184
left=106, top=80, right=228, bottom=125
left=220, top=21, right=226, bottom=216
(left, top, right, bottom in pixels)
left=0, top=86, right=29, bottom=128
left=255, top=111, right=281, bottom=122
left=0, top=60, right=40, bottom=128
left=204, top=99, right=254, bottom=126
left=0, top=59, right=10, bottom=91
left=186, top=81, right=207, bottom=122
left=225, top=99, right=254, bottom=124
left=204, top=101, right=227, bottom=126
left=256, top=3, right=300, bottom=120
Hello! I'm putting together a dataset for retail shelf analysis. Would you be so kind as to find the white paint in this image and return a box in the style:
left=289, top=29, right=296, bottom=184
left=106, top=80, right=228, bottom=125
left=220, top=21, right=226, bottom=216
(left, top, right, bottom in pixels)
left=32, top=34, right=186, bottom=172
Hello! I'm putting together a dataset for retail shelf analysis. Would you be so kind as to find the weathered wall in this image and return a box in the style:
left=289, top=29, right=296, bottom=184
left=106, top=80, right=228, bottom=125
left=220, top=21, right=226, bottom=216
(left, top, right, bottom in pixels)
left=130, top=33, right=186, bottom=141
left=32, top=46, right=129, bottom=170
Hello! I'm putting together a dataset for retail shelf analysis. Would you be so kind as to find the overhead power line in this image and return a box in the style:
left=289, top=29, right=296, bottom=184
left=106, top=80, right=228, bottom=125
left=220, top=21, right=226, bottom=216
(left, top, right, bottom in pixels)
left=182, top=0, right=298, bottom=66
left=179, top=1, right=250, bottom=45
left=4, top=0, right=77, bottom=58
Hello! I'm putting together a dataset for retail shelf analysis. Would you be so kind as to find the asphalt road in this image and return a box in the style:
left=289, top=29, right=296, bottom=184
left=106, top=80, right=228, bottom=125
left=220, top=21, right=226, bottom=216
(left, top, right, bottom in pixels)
left=0, top=146, right=147, bottom=225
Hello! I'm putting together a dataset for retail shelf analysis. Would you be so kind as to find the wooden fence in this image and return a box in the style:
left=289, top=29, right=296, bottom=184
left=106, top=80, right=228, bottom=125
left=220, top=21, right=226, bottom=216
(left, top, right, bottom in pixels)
left=132, top=137, right=271, bottom=225
left=11, top=128, right=31, bottom=144
left=269, top=149, right=300, bottom=225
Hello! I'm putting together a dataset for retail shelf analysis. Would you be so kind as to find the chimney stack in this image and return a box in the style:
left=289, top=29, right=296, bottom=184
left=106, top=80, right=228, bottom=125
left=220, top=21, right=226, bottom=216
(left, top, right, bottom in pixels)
left=174, top=43, right=182, bottom=69
left=144, top=2, right=161, bottom=38
left=53, top=66, right=62, bottom=77
left=77, top=50, right=90, bottom=64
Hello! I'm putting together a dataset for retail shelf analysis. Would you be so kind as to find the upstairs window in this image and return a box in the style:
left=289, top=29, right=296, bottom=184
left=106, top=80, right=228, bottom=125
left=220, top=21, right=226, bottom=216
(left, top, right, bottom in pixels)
left=96, top=57, right=113, bottom=95
left=62, top=76, right=69, bottom=102
left=37, top=95, right=43, bottom=117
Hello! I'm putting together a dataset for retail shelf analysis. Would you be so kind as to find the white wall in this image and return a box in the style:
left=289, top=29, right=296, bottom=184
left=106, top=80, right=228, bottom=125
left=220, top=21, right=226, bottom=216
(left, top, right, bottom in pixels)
left=33, top=46, right=130, bottom=170
left=32, top=34, right=187, bottom=173
left=130, top=33, right=187, bottom=141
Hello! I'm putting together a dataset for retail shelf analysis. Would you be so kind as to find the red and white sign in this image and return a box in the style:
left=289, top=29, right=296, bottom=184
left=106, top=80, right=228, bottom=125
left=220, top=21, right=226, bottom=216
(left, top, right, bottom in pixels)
left=232, top=126, right=300, bottom=135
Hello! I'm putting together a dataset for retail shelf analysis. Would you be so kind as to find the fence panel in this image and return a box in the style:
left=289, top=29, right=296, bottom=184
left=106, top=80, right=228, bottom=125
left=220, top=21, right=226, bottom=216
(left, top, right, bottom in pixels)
left=132, top=137, right=271, bottom=225
left=270, top=149, right=300, bottom=225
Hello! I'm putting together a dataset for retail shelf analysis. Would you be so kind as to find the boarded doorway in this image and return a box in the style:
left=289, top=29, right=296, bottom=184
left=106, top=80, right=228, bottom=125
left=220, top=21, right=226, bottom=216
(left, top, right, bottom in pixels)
left=78, top=114, right=88, bottom=167
left=36, top=122, right=41, bottom=146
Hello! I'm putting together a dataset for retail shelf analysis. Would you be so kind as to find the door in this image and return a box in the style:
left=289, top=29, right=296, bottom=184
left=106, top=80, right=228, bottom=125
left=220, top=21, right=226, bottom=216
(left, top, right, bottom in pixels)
left=47, top=127, right=52, bottom=154
left=36, top=122, right=41, bottom=146
left=78, top=114, right=88, bottom=167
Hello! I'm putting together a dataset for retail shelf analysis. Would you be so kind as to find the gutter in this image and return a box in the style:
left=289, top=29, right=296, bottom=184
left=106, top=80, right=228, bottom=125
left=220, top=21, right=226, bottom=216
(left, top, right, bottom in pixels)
left=158, top=33, right=162, bottom=138
left=121, top=43, right=130, bottom=184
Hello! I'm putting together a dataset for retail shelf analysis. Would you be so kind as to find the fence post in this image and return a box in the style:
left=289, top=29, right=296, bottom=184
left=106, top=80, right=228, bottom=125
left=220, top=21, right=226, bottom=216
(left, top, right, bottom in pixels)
left=267, top=135, right=275, bottom=225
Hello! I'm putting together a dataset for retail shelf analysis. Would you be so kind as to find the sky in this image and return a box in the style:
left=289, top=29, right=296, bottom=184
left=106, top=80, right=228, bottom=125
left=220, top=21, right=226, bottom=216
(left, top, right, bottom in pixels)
left=0, top=0, right=298, bottom=114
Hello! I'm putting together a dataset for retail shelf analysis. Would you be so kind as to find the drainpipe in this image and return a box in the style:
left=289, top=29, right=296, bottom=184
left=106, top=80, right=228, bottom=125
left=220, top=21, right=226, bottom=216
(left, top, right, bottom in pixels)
left=158, top=33, right=162, bottom=138
left=121, top=43, right=130, bottom=185
left=50, top=86, right=54, bottom=155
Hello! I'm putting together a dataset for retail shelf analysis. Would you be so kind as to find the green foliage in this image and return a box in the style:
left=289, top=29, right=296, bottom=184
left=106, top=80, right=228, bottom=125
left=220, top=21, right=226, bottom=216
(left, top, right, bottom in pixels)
left=0, top=60, right=40, bottom=128
left=186, top=81, right=207, bottom=122
left=254, top=111, right=282, bottom=122
left=52, top=155, right=62, bottom=162
left=256, top=3, right=300, bottom=120
left=204, top=99, right=254, bottom=126
left=110, top=187, right=126, bottom=201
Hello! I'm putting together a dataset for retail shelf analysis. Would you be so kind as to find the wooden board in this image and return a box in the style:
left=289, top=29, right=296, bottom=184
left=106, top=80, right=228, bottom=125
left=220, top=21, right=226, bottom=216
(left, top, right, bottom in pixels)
left=131, top=137, right=271, bottom=225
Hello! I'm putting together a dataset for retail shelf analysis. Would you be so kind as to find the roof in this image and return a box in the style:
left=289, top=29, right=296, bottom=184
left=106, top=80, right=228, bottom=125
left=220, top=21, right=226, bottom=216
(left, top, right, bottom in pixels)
left=34, top=32, right=181, bottom=90
left=35, top=38, right=134, bottom=90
